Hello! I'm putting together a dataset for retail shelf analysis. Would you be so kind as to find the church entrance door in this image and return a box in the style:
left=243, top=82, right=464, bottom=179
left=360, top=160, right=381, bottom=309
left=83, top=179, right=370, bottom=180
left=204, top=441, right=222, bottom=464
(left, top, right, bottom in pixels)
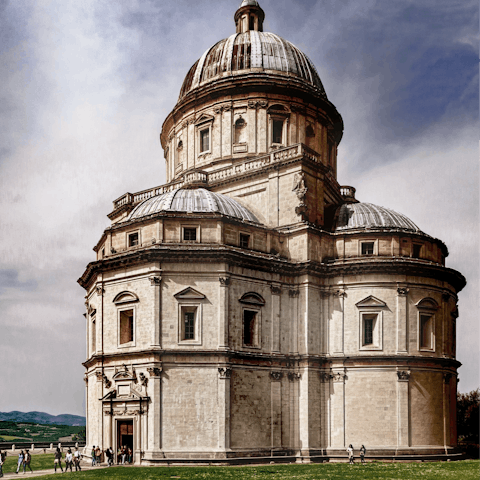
left=117, top=420, right=134, bottom=463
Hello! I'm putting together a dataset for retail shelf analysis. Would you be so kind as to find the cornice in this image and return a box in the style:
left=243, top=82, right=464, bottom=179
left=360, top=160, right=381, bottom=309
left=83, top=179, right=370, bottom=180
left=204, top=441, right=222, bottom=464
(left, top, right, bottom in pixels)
left=78, top=245, right=466, bottom=293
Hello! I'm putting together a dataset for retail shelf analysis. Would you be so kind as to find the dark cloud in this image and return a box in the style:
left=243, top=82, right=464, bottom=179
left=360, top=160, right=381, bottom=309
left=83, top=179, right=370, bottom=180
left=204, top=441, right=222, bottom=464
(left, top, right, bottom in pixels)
left=0, top=269, right=37, bottom=294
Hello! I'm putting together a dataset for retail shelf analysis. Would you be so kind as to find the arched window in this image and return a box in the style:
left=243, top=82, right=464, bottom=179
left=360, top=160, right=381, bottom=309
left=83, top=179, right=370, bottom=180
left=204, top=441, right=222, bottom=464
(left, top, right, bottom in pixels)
left=306, top=125, right=315, bottom=149
left=268, top=104, right=289, bottom=147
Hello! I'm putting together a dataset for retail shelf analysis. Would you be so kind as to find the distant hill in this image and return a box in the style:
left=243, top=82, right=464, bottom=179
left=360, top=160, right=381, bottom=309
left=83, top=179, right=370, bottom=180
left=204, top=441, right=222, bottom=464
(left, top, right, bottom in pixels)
left=0, top=411, right=86, bottom=426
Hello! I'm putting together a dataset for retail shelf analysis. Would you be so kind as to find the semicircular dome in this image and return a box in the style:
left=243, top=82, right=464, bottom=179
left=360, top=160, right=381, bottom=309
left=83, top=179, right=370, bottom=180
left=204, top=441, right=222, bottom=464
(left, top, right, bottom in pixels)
left=127, top=188, right=260, bottom=224
left=334, top=203, right=421, bottom=232
left=179, top=31, right=326, bottom=101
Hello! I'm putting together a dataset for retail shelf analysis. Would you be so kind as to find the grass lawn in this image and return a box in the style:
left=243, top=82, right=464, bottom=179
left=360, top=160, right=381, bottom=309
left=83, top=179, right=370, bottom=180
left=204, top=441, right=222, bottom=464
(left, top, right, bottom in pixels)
left=1, top=452, right=54, bottom=473
left=7, top=459, right=478, bottom=480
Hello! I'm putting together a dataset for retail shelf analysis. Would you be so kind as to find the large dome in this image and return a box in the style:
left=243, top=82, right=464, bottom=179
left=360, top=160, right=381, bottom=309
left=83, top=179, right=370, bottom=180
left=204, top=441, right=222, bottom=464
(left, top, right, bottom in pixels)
left=178, top=32, right=326, bottom=102
left=128, top=188, right=260, bottom=224
left=334, top=203, right=421, bottom=232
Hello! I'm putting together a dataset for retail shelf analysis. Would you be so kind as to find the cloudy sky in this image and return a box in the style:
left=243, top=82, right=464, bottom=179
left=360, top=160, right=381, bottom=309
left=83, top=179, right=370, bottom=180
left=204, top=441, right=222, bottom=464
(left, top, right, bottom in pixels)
left=0, top=0, right=477, bottom=417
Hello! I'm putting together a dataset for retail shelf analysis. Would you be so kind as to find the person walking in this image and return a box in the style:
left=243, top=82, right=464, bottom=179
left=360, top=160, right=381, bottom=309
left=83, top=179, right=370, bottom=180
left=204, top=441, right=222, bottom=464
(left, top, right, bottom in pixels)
left=65, top=449, right=73, bottom=472
left=54, top=447, right=63, bottom=473
left=91, top=446, right=96, bottom=466
left=23, top=450, right=33, bottom=474
left=347, top=444, right=354, bottom=464
left=360, top=444, right=366, bottom=464
left=0, top=450, right=4, bottom=478
left=73, top=447, right=81, bottom=471
left=95, top=446, right=101, bottom=466
left=15, top=450, right=24, bottom=474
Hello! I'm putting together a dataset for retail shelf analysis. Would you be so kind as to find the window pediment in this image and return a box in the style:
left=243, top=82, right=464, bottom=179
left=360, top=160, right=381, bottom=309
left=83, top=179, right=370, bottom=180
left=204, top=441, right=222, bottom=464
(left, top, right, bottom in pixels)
left=239, top=292, right=265, bottom=306
left=113, top=291, right=139, bottom=305
left=195, top=115, right=214, bottom=126
left=174, top=287, right=206, bottom=300
left=416, top=297, right=439, bottom=311
left=356, top=295, right=386, bottom=308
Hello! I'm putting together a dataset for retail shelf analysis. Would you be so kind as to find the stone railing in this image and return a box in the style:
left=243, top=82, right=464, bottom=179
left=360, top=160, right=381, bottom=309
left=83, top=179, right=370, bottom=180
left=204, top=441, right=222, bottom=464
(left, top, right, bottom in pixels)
left=112, top=143, right=321, bottom=211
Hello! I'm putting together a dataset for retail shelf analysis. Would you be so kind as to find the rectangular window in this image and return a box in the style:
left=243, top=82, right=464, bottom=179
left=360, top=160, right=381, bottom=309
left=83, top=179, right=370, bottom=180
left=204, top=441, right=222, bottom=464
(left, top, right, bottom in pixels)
left=239, top=233, right=250, bottom=249
left=363, top=315, right=374, bottom=345
left=272, top=120, right=283, bottom=144
left=200, top=129, right=210, bottom=153
left=183, top=227, right=197, bottom=241
left=119, top=309, right=134, bottom=345
left=243, top=310, right=257, bottom=346
left=183, top=311, right=195, bottom=340
left=361, top=242, right=374, bottom=255
left=128, top=232, right=139, bottom=247
left=180, top=306, right=197, bottom=341
left=420, top=314, right=433, bottom=349
left=413, top=244, right=422, bottom=258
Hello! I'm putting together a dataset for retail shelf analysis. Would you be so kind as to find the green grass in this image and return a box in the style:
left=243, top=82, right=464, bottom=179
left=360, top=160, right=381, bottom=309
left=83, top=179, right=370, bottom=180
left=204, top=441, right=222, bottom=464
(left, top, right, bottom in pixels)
left=4, top=459, right=477, bottom=480
left=0, top=435, right=32, bottom=441
left=0, top=420, right=84, bottom=442
left=1, top=452, right=54, bottom=473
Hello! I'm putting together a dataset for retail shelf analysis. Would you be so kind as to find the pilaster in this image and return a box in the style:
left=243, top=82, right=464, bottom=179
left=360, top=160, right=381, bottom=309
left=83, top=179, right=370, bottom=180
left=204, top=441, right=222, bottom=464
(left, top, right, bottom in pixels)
left=150, top=273, right=162, bottom=348
left=218, top=275, right=230, bottom=349
left=330, top=369, right=346, bottom=448
left=396, top=286, right=409, bottom=353
left=270, top=283, right=281, bottom=353
left=146, top=366, right=163, bottom=458
left=396, top=369, right=411, bottom=449
left=218, top=367, right=232, bottom=452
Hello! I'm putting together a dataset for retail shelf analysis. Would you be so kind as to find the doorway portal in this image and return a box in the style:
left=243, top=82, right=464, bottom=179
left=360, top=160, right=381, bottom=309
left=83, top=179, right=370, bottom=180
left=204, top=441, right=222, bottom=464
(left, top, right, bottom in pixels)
left=117, top=420, right=134, bottom=463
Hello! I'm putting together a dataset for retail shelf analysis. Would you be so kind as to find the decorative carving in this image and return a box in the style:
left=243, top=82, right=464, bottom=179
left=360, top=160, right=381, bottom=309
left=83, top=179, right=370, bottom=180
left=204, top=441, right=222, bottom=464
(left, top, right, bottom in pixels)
left=331, top=372, right=346, bottom=383
left=95, top=371, right=103, bottom=381
left=292, top=172, right=308, bottom=219
left=397, top=370, right=411, bottom=381
left=139, top=372, right=148, bottom=387
left=397, top=287, right=409, bottom=296
left=248, top=100, right=268, bottom=109
left=151, top=237, right=157, bottom=245
left=83, top=375, right=89, bottom=384
left=289, top=289, right=299, bottom=298
left=96, top=285, right=104, bottom=295
left=213, top=107, right=222, bottom=114
left=270, top=285, right=281, bottom=295
left=270, top=371, right=283, bottom=381
left=149, top=276, right=161, bottom=286
left=219, top=277, right=230, bottom=286
left=290, top=104, right=306, bottom=114
left=103, top=374, right=112, bottom=389
left=218, top=367, right=232, bottom=379
left=288, top=372, right=301, bottom=382
left=147, top=367, right=162, bottom=377
left=451, top=306, right=459, bottom=319
left=334, top=289, right=346, bottom=298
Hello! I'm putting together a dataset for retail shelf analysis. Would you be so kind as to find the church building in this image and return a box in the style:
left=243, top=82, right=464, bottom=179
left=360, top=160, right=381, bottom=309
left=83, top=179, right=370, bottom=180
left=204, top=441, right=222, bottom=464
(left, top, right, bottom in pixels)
left=78, top=0, right=466, bottom=463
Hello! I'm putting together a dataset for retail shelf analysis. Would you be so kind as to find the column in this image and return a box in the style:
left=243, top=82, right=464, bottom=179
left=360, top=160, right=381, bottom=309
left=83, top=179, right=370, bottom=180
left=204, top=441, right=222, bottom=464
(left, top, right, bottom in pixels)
left=332, top=289, right=345, bottom=355
left=218, top=367, right=231, bottom=453
left=288, top=371, right=301, bottom=453
left=396, top=287, right=409, bottom=353
left=146, top=366, right=163, bottom=460
left=289, top=289, right=299, bottom=354
left=330, top=370, right=346, bottom=449
left=443, top=373, right=452, bottom=448
left=218, top=276, right=230, bottom=349
left=150, top=273, right=162, bottom=348
left=298, top=368, right=310, bottom=457
left=270, top=284, right=281, bottom=353
left=270, top=371, right=283, bottom=452
left=396, top=370, right=410, bottom=449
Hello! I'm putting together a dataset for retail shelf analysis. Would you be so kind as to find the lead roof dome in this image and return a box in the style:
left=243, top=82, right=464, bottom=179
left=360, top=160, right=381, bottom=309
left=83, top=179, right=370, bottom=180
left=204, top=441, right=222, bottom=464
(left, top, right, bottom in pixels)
left=334, top=203, right=421, bottom=233
left=178, top=1, right=326, bottom=102
left=128, top=188, right=260, bottom=224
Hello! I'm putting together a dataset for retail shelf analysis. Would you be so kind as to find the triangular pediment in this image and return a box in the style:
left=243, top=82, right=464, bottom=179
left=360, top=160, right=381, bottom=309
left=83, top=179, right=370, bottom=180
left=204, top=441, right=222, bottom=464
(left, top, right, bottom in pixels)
left=101, top=390, right=116, bottom=401
left=174, top=287, right=206, bottom=300
left=356, top=295, right=386, bottom=308
left=113, top=291, right=139, bottom=305
left=195, top=115, right=214, bottom=126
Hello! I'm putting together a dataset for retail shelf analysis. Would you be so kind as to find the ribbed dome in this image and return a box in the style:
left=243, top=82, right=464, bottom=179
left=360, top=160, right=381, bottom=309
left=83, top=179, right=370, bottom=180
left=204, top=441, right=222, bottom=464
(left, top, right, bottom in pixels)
left=334, top=203, right=421, bottom=232
left=178, top=31, right=326, bottom=101
left=128, top=188, right=260, bottom=224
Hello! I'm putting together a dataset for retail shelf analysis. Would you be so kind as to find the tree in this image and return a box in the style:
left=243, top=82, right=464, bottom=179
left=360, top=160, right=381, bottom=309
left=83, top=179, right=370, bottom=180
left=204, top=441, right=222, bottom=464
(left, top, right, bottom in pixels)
left=457, top=388, right=479, bottom=444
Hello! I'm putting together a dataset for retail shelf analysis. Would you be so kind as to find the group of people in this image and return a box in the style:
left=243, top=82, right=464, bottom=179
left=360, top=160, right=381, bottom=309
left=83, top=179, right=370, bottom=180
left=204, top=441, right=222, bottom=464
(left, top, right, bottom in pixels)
left=91, top=445, right=132, bottom=466
left=347, top=444, right=367, bottom=464
left=14, top=450, right=33, bottom=474
left=54, top=447, right=82, bottom=473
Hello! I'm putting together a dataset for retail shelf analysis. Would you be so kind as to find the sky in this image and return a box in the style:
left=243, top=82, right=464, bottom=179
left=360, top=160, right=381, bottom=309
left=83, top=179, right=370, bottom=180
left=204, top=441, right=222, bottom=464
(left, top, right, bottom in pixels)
left=0, top=0, right=478, bottom=417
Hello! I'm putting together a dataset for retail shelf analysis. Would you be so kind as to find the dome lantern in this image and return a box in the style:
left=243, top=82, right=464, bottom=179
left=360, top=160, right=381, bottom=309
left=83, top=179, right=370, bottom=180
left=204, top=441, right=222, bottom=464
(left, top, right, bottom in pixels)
left=234, top=0, right=265, bottom=33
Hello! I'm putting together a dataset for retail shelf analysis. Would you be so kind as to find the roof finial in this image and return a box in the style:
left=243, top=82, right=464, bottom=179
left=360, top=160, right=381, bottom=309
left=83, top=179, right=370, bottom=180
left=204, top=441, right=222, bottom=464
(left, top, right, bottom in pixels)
left=235, top=0, right=265, bottom=33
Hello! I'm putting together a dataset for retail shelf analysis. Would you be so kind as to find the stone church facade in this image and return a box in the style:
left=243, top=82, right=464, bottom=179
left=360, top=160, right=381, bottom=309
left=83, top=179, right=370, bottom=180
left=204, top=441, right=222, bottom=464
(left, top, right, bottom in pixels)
left=79, top=0, right=465, bottom=463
